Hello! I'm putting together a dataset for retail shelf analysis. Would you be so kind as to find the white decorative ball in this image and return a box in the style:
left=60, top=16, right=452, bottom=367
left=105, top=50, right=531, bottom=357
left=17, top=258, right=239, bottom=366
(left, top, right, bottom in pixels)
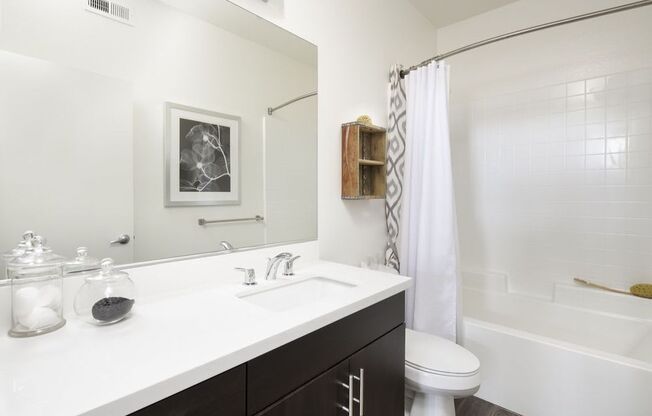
left=38, top=285, right=62, bottom=309
left=13, top=286, right=39, bottom=319
left=19, top=307, right=59, bottom=330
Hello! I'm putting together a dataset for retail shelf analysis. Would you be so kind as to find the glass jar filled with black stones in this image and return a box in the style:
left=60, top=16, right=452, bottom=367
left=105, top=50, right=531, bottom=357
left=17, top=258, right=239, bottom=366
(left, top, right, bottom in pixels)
left=74, top=258, right=136, bottom=325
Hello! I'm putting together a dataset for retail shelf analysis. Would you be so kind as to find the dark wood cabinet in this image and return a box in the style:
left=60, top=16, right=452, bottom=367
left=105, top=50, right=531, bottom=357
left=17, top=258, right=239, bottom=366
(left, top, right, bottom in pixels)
left=129, top=364, right=246, bottom=416
left=130, top=293, right=406, bottom=416
left=255, top=326, right=405, bottom=416
left=247, top=293, right=404, bottom=415
left=349, top=325, right=406, bottom=416
left=255, top=361, right=350, bottom=416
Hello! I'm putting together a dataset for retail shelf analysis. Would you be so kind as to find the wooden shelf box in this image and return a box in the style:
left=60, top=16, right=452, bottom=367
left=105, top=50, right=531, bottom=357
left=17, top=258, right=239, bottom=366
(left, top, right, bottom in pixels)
left=341, top=122, right=387, bottom=199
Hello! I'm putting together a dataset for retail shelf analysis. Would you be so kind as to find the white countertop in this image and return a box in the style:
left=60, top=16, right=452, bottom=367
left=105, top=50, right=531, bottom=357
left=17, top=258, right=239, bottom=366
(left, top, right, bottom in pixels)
left=0, top=259, right=410, bottom=416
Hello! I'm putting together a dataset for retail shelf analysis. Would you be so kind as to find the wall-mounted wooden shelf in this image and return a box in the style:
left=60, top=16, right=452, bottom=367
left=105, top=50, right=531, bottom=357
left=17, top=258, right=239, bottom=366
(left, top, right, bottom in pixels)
left=341, top=122, right=387, bottom=200
left=358, top=159, right=385, bottom=166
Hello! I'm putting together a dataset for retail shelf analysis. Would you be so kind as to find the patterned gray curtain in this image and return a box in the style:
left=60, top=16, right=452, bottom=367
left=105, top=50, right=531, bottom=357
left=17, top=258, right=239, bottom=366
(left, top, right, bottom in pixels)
left=385, top=65, right=406, bottom=271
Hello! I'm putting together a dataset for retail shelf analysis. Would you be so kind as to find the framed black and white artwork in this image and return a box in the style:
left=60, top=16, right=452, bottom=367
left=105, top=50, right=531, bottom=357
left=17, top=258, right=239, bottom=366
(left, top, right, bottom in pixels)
left=165, top=102, right=240, bottom=206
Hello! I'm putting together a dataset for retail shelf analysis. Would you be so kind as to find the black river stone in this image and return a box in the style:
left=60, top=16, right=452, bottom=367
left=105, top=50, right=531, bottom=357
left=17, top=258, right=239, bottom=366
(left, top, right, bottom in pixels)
left=92, top=297, right=135, bottom=322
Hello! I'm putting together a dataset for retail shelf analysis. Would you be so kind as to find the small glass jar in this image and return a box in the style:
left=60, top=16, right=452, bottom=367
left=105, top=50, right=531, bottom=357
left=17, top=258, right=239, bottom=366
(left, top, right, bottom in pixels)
left=2, top=231, right=35, bottom=280
left=7, top=236, right=66, bottom=337
left=65, top=247, right=100, bottom=276
left=74, top=258, right=136, bottom=325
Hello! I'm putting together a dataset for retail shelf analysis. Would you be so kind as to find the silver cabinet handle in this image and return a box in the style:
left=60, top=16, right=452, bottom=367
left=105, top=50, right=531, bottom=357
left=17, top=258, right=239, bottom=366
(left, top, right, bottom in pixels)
left=348, top=374, right=354, bottom=415
left=110, top=234, right=131, bottom=245
left=337, top=374, right=356, bottom=415
left=352, top=369, right=364, bottom=416
left=359, top=369, right=364, bottom=416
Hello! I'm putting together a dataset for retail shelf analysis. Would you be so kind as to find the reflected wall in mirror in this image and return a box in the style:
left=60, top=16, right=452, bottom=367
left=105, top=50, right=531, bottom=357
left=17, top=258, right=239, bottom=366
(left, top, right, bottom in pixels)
left=0, top=0, right=317, bottom=267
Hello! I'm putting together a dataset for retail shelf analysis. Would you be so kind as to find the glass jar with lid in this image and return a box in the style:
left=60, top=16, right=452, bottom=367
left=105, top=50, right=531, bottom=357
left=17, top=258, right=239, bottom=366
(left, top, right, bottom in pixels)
left=65, top=247, right=100, bottom=276
left=2, top=231, right=35, bottom=281
left=7, top=235, right=67, bottom=337
left=74, top=258, right=136, bottom=325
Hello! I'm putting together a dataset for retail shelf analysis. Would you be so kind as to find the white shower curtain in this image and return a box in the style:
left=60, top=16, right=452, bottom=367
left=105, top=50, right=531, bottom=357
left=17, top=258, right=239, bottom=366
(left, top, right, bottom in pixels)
left=400, top=61, right=459, bottom=341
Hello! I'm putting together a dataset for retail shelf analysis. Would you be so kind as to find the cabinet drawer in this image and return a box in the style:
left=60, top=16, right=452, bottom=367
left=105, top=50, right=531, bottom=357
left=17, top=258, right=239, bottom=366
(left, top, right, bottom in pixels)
left=130, top=364, right=246, bottom=416
left=255, top=361, right=350, bottom=416
left=247, top=293, right=404, bottom=415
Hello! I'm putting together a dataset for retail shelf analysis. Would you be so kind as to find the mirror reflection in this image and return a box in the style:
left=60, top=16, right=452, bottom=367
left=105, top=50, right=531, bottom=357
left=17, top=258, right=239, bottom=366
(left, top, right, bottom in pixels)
left=0, top=0, right=318, bottom=266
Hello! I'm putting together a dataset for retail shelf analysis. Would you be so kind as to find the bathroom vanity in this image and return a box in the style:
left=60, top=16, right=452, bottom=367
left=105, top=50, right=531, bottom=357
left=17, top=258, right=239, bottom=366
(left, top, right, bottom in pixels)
left=132, top=293, right=404, bottom=416
left=0, top=244, right=410, bottom=416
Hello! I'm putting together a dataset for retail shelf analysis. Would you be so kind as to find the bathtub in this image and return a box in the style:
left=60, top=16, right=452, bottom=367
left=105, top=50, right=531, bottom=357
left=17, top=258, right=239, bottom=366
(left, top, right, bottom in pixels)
left=460, top=272, right=652, bottom=416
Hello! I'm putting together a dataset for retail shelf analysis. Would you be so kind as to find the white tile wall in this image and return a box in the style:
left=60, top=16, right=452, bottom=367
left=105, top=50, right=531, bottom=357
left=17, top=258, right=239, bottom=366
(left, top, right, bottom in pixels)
left=453, top=68, right=652, bottom=298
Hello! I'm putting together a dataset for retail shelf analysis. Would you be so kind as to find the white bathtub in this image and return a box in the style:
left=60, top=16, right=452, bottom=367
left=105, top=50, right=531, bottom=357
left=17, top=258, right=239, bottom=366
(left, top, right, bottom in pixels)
left=460, top=273, right=652, bottom=416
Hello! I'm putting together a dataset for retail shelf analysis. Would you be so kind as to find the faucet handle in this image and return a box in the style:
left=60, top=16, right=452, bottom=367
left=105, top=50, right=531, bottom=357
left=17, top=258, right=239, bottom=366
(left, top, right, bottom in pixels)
left=283, top=255, right=301, bottom=276
left=235, top=267, right=257, bottom=286
left=265, top=252, right=293, bottom=280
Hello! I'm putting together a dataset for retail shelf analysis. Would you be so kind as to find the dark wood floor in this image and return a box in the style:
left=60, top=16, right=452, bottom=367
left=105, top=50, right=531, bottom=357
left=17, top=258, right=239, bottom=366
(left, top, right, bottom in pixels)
left=455, top=396, right=522, bottom=416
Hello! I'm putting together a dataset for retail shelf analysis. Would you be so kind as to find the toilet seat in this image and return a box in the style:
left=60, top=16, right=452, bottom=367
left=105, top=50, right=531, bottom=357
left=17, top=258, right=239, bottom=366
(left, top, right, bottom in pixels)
left=406, top=360, right=479, bottom=377
left=405, top=329, right=481, bottom=396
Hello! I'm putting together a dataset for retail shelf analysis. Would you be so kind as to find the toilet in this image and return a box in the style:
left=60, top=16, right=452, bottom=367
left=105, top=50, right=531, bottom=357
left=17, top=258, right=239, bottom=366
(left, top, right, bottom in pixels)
left=405, top=329, right=481, bottom=416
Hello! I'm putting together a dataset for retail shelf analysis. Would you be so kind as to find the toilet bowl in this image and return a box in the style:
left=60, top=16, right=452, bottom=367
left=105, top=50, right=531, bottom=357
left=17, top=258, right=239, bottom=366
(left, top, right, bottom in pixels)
left=405, top=329, right=480, bottom=416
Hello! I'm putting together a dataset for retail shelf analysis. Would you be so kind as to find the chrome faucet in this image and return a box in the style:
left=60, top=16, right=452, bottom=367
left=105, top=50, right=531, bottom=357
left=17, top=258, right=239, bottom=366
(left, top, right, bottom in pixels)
left=265, top=252, right=292, bottom=280
left=282, top=255, right=301, bottom=276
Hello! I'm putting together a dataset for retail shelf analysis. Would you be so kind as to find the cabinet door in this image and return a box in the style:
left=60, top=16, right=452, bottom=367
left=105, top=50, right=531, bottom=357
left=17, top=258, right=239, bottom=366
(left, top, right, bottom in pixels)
left=256, top=361, right=350, bottom=416
left=349, top=325, right=405, bottom=416
left=130, top=365, right=245, bottom=416
left=247, top=293, right=404, bottom=415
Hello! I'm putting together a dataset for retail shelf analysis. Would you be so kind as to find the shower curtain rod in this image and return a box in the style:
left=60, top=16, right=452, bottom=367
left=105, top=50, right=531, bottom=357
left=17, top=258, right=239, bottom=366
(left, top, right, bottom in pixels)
left=400, top=0, right=652, bottom=78
left=267, top=91, right=317, bottom=115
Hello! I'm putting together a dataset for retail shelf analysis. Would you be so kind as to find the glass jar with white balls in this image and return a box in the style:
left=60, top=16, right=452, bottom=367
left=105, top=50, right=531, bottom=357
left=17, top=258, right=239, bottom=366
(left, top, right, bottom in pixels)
left=7, top=236, right=66, bottom=337
left=74, top=258, right=136, bottom=325
left=1, top=231, right=35, bottom=280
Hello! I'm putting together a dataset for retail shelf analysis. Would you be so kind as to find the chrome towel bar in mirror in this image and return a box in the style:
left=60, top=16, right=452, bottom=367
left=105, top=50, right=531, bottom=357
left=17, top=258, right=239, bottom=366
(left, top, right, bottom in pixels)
left=198, top=216, right=264, bottom=226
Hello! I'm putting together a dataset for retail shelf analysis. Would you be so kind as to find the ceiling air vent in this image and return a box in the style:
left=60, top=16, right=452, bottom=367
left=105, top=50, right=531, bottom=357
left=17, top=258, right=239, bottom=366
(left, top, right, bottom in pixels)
left=86, top=0, right=132, bottom=26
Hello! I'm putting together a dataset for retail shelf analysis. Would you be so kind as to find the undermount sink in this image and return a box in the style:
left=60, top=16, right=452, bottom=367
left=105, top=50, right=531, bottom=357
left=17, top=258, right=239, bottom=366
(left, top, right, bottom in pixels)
left=237, top=276, right=356, bottom=312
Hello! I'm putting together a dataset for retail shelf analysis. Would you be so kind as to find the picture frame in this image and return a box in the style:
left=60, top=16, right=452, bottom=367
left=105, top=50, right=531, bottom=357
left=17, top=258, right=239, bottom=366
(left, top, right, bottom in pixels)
left=164, top=102, right=240, bottom=207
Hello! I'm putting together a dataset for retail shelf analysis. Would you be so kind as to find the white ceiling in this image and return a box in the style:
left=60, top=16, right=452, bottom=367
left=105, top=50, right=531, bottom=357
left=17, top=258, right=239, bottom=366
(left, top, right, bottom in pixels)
left=409, top=0, right=519, bottom=28
left=158, top=0, right=317, bottom=67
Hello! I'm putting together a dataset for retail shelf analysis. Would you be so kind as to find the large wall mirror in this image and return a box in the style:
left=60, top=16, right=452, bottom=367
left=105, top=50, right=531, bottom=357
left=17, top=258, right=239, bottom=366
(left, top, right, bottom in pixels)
left=0, top=0, right=317, bottom=266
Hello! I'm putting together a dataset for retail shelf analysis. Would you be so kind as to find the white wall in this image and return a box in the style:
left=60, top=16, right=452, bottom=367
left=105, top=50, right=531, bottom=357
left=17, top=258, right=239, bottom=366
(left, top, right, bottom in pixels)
left=437, top=0, right=652, bottom=298
left=227, top=0, right=438, bottom=266
left=0, top=51, right=134, bottom=264
left=0, top=0, right=317, bottom=261
left=264, top=98, right=318, bottom=243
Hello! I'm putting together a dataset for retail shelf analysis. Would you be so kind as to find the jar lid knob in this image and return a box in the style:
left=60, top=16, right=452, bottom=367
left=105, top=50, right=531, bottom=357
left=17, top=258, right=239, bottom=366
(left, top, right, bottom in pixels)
left=100, top=258, right=114, bottom=274
left=31, top=235, right=45, bottom=249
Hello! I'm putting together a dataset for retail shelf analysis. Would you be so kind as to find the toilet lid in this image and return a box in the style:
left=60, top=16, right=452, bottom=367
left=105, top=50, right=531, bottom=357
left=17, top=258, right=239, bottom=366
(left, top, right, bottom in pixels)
left=405, top=329, right=480, bottom=376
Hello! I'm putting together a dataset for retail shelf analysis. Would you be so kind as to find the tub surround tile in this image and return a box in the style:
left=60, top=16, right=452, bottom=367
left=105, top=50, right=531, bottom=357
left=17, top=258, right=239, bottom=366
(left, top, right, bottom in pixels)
left=455, top=67, right=652, bottom=299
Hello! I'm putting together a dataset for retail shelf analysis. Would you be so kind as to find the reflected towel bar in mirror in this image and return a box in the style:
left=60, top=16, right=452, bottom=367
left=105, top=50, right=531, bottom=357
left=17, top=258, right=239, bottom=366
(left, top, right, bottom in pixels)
left=198, top=215, right=264, bottom=226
